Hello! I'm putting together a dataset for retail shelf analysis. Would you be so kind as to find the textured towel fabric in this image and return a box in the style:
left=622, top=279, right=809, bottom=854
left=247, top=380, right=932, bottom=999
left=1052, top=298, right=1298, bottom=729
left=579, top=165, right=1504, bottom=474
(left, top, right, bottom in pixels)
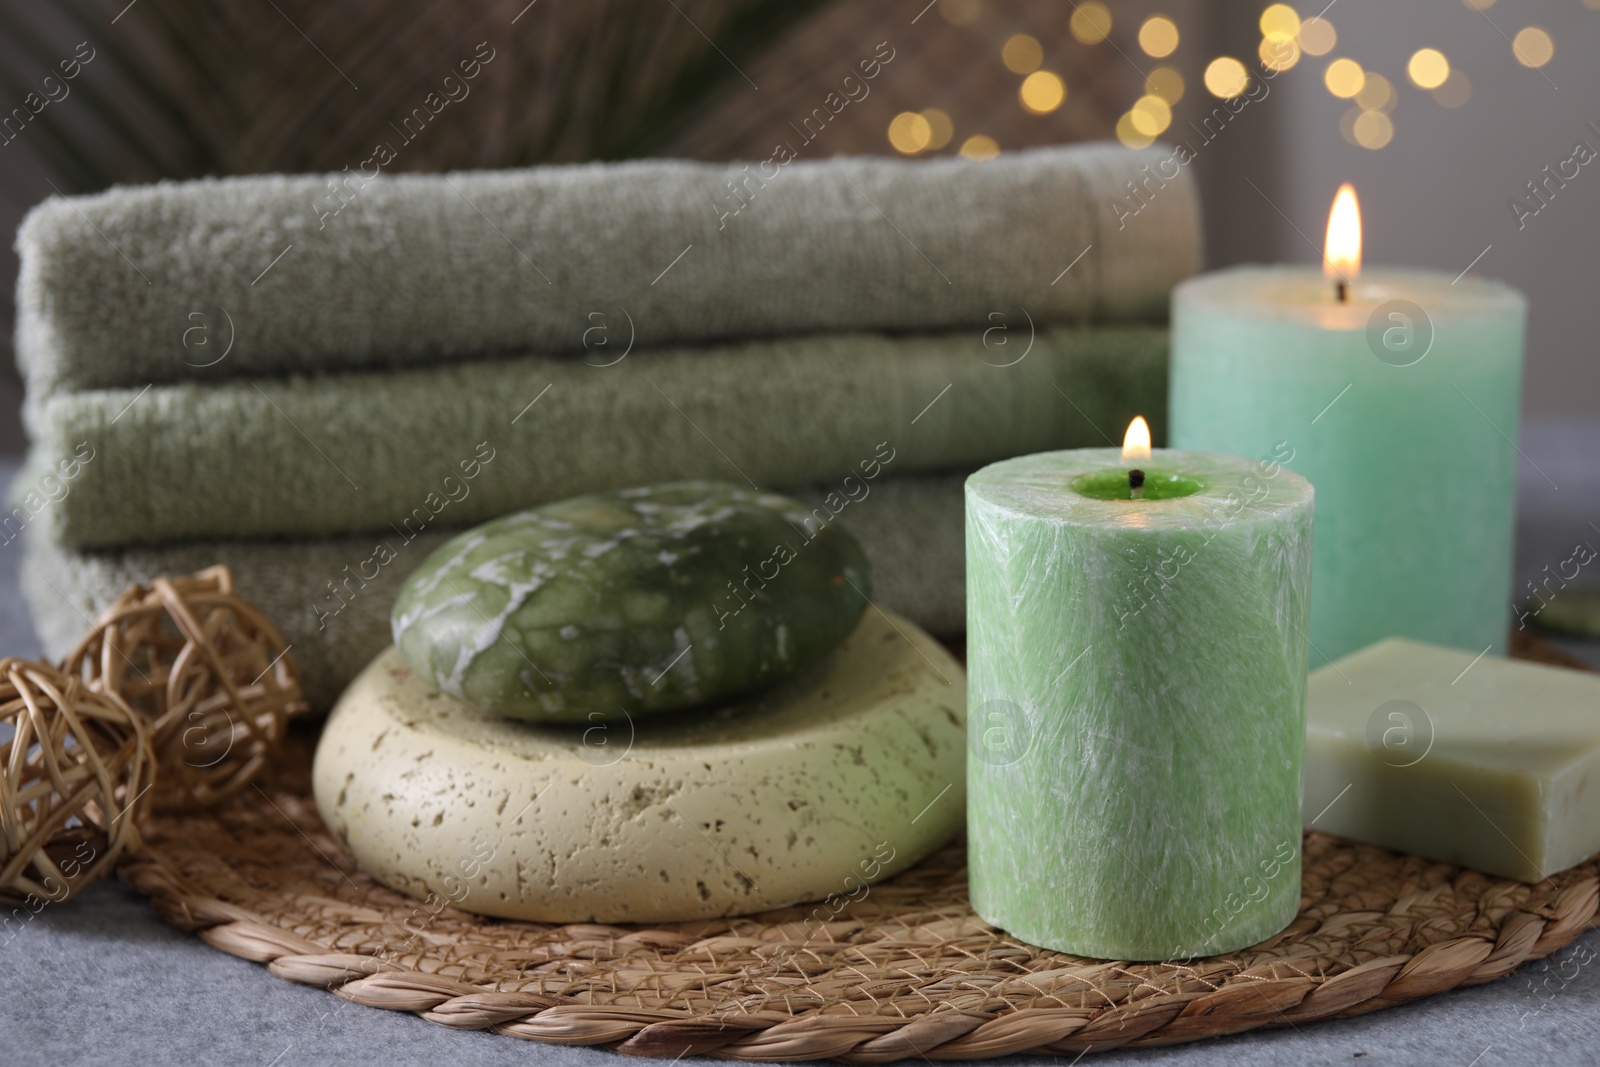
left=22, top=473, right=969, bottom=712
left=30, top=326, right=1167, bottom=549
left=14, top=144, right=1198, bottom=400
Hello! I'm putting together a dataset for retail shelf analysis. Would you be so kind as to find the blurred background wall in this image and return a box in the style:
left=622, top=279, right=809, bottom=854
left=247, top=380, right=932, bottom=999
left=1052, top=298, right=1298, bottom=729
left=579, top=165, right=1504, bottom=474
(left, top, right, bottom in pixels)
left=1, top=0, right=1594, bottom=456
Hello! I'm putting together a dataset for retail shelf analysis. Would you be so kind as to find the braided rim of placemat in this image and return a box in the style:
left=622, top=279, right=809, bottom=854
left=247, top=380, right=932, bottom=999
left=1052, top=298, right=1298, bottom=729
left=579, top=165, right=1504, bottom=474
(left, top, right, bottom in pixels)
left=118, top=632, right=1600, bottom=1061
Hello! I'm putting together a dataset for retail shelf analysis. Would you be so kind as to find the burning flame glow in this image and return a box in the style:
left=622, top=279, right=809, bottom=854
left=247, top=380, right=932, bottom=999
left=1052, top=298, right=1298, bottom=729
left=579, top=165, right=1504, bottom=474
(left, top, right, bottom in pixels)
left=1122, top=416, right=1152, bottom=463
left=1324, top=183, right=1362, bottom=280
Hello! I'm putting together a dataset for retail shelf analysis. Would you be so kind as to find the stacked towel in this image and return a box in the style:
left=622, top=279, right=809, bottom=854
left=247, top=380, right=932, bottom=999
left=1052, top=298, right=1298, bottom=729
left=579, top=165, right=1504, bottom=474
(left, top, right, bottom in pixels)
left=30, top=326, right=1167, bottom=548
left=16, top=143, right=1200, bottom=708
left=16, top=144, right=1195, bottom=397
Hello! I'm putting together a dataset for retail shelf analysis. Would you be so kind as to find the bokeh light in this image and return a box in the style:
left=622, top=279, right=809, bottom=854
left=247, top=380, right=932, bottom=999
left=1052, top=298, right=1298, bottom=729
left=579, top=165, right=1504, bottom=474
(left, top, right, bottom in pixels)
left=1355, top=72, right=1393, bottom=112
left=921, top=108, right=954, bottom=150
left=1462, top=0, right=1495, bottom=9
left=939, top=0, right=982, bottom=27
left=1324, top=58, right=1365, bottom=98
left=1297, top=17, right=1336, bottom=56
left=1259, top=4, right=1300, bottom=38
left=1019, top=70, right=1066, bottom=114
left=1146, top=66, right=1185, bottom=104
left=1512, top=27, right=1553, bottom=68
left=960, top=135, right=1000, bottom=160
left=1432, top=69, right=1472, bottom=108
left=1130, top=94, right=1173, bottom=136
left=1353, top=110, right=1393, bottom=150
left=1115, top=112, right=1155, bottom=149
left=1138, top=16, right=1179, bottom=58
left=1339, top=107, right=1361, bottom=146
left=887, top=112, right=932, bottom=154
left=1259, top=34, right=1300, bottom=72
left=1069, top=2, right=1112, bottom=45
left=1407, top=48, right=1450, bottom=89
left=1002, top=34, right=1043, bottom=74
left=1204, top=57, right=1250, bottom=99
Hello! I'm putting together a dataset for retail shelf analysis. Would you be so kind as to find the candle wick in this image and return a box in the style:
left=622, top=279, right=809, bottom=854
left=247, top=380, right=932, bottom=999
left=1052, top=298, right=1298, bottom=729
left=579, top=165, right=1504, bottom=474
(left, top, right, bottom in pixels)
left=1335, top=277, right=1349, bottom=304
left=1129, top=469, right=1145, bottom=500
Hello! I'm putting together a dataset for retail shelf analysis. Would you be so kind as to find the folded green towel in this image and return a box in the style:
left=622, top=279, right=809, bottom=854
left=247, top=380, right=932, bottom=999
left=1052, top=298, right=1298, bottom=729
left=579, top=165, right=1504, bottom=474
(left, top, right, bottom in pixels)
left=30, top=326, right=1167, bottom=550
left=22, top=473, right=969, bottom=711
left=15, top=144, right=1197, bottom=400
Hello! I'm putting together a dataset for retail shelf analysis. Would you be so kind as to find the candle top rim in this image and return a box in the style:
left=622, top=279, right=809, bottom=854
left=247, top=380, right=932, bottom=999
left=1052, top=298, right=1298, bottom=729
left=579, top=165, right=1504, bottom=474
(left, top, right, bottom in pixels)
left=1175, top=264, right=1526, bottom=323
left=966, top=448, right=1312, bottom=529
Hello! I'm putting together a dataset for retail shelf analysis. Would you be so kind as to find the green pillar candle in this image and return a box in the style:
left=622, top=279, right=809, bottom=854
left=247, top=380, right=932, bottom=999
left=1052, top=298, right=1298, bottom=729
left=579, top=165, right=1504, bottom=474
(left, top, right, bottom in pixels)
left=1170, top=263, right=1526, bottom=663
left=965, top=446, right=1313, bottom=960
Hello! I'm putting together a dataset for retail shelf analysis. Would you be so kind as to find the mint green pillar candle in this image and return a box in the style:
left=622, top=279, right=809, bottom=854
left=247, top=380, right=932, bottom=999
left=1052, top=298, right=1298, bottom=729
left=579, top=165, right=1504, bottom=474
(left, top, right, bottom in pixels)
left=1171, top=265, right=1526, bottom=663
left=966, top=446, right=1313, bottom=960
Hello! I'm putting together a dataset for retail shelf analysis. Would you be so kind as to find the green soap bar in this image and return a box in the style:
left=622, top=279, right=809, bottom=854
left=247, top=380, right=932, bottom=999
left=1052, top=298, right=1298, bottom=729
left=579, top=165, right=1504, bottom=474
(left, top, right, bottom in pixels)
left=391, top=482, right=870, bottom=722
left=1306, top=637, right=1600, bottom=882
left=1526, top=589, right=1600, bottom=638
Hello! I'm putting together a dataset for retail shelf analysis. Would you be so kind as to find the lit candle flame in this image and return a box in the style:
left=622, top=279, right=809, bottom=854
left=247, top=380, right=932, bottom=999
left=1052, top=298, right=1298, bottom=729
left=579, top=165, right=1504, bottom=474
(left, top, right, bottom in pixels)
left=1122, top=416, right=1152, bottom=463
left=1323, top=183, right=1362, bottom=281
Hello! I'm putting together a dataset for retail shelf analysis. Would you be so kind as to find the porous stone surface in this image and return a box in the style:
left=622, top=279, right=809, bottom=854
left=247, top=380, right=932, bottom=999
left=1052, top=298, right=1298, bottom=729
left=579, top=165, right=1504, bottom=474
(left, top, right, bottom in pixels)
left=314, top=609, right=965, bottom=923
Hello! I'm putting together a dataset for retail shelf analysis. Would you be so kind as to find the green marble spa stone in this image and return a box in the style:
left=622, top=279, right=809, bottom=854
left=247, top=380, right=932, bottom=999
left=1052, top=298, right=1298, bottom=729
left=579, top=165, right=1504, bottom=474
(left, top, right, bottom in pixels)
left=966, top=448, right=1314, bottom=960
left=391, top=481, right=870, bottom=722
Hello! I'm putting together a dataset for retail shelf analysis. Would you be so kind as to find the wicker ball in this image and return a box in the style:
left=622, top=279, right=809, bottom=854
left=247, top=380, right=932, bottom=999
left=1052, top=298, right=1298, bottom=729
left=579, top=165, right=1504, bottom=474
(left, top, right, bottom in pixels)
left=0, top=658, right=156, bottom=906
left=62, top=565, right=308, bottom=812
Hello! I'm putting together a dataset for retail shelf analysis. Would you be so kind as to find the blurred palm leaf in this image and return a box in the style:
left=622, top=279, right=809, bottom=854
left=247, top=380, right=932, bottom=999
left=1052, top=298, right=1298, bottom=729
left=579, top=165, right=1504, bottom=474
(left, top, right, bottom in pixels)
left=0, top=0, right=825, bottom=198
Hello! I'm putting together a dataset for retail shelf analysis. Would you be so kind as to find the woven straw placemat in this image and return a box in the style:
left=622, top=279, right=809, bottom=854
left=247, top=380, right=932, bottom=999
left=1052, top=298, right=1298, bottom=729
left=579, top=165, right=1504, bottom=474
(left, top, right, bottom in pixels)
left=119, top=632, right=1600, bottom=1061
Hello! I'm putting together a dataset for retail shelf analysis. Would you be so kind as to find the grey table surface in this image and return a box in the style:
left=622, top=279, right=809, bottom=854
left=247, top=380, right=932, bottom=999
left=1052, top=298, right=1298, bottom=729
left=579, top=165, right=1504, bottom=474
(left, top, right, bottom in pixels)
left=5, top=423, right=1600, bottom=1067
